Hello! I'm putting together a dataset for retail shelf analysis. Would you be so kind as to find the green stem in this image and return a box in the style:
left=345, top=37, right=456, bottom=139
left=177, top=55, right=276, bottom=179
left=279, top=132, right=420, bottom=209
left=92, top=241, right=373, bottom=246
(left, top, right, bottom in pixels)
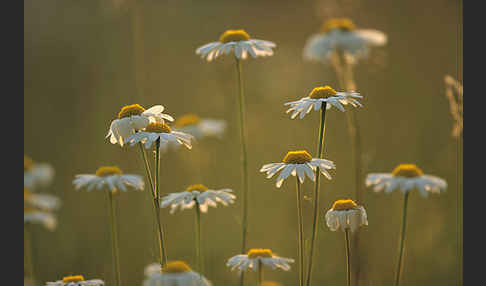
left=195, top=201, right=203, bottom=273
left=138, top=142, right=155, bottom=198
left=107, top=191, right=121, bottom=286
left=394, top=192, right=410, bottom=286
left=24, top=225, right=35, bottom=283
left=345, top=229, right=351, bottom=286
left=257, top=261, right=264, bottom=285
left=236, top=57, right=249, bottom=286
left=155, top=140, right=168, bottom=267
left=296, top=177, right=304, bottom=286
left=306, top=104, right=327, bottom=286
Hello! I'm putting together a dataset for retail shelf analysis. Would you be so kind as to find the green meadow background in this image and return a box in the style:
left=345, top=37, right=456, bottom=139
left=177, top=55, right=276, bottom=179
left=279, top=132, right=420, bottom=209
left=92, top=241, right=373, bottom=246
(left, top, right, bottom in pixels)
left=24, top=0, right=462, bottom=285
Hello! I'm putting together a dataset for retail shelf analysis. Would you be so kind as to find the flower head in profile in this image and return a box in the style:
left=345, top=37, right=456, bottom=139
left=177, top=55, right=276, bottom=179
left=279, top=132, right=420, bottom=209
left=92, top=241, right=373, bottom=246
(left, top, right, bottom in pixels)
left=173, top=114, right=227, bottom=140
left=196, top=29, right=276, bottom=61
left=226, top=248, right=294, bottom=273
left=260, top=282, right=283, bottom=286
left=24, top=207, right=57, bottom=231
left=73, top=166, right=144, bottom=193
left=325, top=199, right=368, bottom=233
left=125, top=122, right=194, bottom=150
left=143, top=261, right=212, bottom=286
left=24, top=188, right=60, bottom=211
left=260, top=150, right=335, bottom=188
left=161, top=184, right=235, bottom=214
left=106, top=104, right=174, bottom=147
left=46, top=275, right=104, bottom=286
left=303, top=18, right=387, bottom=64
left=285, top=85, right=362, bottom=119
left=24, top=155, right=55, bottom=190
left=365, top=164, right=447, bottom=197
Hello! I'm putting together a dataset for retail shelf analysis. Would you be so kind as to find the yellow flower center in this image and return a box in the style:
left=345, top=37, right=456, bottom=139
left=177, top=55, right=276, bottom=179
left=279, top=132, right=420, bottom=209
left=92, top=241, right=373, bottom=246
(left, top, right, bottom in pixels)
left=282, top=150, right=313, bottom=164
left=219, top=29, right=251, bottom=43
left=62, top=275, right=85, bottom=283
left=247, top=248, right=273, bottom=258
left=392, top=164, right=423, bottom=178
left=309, top=86, right=338, bottom=99
left=162, top=261, right=192, bottom=273
left=117, top=104, right=146, bottom=119
left=144, top=122, right=172, bottom=133
left=332, top=199, right=358, bottom=211
left=173, top=114, right=201, bottom=128
left=25, top=155, right=34, bottom=171
left=185, top=184, right=209, bottom=193
left=95, top=166, right=123, bottom=177
left=261, top=282, right=283, bottom=286
left=321, top=18, right=356, bottom=33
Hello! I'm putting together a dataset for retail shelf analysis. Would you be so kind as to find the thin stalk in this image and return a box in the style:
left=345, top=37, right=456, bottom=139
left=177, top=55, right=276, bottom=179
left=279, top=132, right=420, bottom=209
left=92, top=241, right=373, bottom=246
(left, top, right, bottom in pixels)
left=257, top=261, right=264, bottom=285
left=107, top=191, right=121, bottom=286
left=394, top=192, right=410, bottom=286
left=195, top=201, right=203, bottom=273
left=306, top=103, right=327, bottom=286
left=154, top=140, right=168, bottom=267
left=24, top=225, right=35, bottom=283
left=138, top=142, right=155, bottom=198
left=296, top=177, right=304, bottom=286
left=235, top=57, right=249, bottom=286
left=345, top=229, right=352, bottom=286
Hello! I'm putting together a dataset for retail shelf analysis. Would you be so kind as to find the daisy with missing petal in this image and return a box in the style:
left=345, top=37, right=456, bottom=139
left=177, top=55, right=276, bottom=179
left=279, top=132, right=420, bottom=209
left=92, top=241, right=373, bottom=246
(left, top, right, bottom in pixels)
left=366, top=164, right=447, bottom=286
left=161, top=184, right=235, bottom=214
left=325, top=199, right=368, bottom=233
left=46, top=275, right=104, bottom=286
left=106, top=104, right=174, bottom=147
left=285, top=85, right=362, bottom=119
left=196, top=29, right=276, bottom=61
left=24, top=155, right=55, bottom=190
left=73, top=166, right=144, bottom=193
left=365, top=164, right=447, bottom=197
left=126, top=122, right=194, bottom=150
left=303, top=18, right=387, bottom=64
left=173, top=114, right=227, bottom=140
left=161, top=184, right=235, bottom=272
left=325, top=199, right=368, bottom=286
left=227, top=249, right=294, bottom=285
left=143, top=261, right=212, bottom=286
left=260, top=150, right=335, bottom=188
left=73, top=166, right=143, bottom=286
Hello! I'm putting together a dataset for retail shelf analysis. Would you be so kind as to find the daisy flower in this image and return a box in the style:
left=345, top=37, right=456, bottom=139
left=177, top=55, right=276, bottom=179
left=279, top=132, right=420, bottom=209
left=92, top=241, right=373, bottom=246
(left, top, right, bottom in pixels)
left=325, top=199, right=368, bottom=233
left=196, top=29, right=276, bottom=61
left=106, top=104, right=174, bottom=147
left=303, top=18, right=387, bottom=64
left=173, top=114, right=226, bottom=140
left=46, top=275, right=104, bottom=286
left=73, top=166, right=144, bottom=193
left=227, top=248, right=294, bottom=273
left=365, top=164, right=447, bottom=197
left=24, top=188, right=60, bottom=211
left=260, top=150, right=335, bottom=188
left=143, top=261, right=212, bottom=286
left=24, top=155, right=55, bottom=190
left=24, top=207, right=57, bottom=231
left=126, top=122, right=194, bottom=150
left=285, top=85, right=362, bottom=119
left=161, top=184, right=235, bottom=214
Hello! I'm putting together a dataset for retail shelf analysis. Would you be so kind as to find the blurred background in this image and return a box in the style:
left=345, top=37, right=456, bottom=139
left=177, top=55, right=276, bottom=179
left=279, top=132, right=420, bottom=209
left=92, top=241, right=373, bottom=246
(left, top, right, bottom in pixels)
left=24, top=0, right=462, bottom=285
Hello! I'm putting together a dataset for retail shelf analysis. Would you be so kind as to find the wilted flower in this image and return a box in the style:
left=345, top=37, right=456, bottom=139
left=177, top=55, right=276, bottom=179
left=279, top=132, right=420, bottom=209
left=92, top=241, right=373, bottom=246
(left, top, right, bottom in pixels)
left=227, top=248, right=294, bottom=273
left=325, top=199, right=368, bottom=233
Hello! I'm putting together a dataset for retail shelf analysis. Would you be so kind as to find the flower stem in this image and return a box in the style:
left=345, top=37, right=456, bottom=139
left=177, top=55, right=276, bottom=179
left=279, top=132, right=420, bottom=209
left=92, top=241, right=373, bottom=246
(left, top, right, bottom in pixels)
left=306, top=103, right=327, bottom=286
left=235, top=57, right=249, bottom=286
left=296, top=177, right=304, bottom=286
left=345, top=229, right=352, bottom=286
left=155, top=140, right=168, bottom=267
left=394, top=192, right=410, bottom=286
left=138, top=142, right=155, bottom=198
left=107, top=191, right=121, bottom=286
left=194, top=202, right=203, bottom=273
left=257, top=260, right=264, bottom=285
left=24, top=225, right=35, bottom=283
